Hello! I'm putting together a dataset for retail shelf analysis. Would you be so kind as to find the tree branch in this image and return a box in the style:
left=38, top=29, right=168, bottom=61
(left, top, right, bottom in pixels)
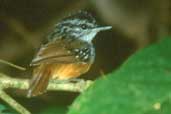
left=0, top=73, right=93, bottom=114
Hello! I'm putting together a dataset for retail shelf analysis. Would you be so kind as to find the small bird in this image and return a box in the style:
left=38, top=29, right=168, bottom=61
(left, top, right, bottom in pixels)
left=27, top=11, right=112, bottom=97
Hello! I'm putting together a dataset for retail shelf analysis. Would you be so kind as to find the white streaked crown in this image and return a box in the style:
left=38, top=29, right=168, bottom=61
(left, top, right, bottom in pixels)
left=48, top=11, right=112, bottom=42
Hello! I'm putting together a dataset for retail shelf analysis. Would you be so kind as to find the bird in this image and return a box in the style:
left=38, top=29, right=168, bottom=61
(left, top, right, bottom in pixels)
left=27, top=11, right=112, bottom=97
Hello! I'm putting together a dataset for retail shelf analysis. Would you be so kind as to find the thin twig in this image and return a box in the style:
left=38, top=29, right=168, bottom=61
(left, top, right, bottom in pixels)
left=0, top=90, right=31, bottom=114
left=0, top=59, right=26, bottom=71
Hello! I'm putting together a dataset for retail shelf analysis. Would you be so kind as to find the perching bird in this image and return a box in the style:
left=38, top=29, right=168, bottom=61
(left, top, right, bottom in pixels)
left=27, top=11, right=112, bottom=97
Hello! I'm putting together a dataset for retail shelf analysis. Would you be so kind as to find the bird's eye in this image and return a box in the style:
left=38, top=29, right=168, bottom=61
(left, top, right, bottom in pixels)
left=81, top=24, right=87, bottom=29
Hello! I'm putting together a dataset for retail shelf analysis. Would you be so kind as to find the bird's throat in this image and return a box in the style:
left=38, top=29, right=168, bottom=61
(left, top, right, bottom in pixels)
left=80, top=32, right=97, bottom=42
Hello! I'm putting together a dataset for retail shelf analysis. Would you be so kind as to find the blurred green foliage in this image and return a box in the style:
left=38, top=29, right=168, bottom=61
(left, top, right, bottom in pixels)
left=68, top=38, right=171, bottom=114
left=0, top=104, right=6, bottom=113
left=0, top=103, right=17, bottom=114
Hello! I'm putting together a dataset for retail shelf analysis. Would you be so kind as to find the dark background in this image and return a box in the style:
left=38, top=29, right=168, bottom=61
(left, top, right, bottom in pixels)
left=0, top=0, right=170, bottom=113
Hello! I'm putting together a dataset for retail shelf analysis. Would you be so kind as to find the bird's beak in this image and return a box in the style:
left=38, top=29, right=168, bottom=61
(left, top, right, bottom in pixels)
left=93, top=26, right=112, bottom=32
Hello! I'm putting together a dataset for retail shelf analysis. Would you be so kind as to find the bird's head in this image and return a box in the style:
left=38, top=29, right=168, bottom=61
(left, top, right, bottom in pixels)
left=49, top=11, right=112, bottom=42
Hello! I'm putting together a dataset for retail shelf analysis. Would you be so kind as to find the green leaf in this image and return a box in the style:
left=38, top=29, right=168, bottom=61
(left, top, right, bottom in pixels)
left=0, top=104, right=16, bottom=114
left=68, top=38, right=171, bottom=114
left=0, top=104, right=6, bottom=112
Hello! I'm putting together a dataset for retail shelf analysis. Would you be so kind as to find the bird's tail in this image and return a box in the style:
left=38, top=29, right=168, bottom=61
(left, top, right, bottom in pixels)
left=27, top=65, right=51, bottom=97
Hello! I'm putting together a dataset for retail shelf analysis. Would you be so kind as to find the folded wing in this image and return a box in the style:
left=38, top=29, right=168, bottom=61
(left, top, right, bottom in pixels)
left=30, top=38, right=90, bottom=66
